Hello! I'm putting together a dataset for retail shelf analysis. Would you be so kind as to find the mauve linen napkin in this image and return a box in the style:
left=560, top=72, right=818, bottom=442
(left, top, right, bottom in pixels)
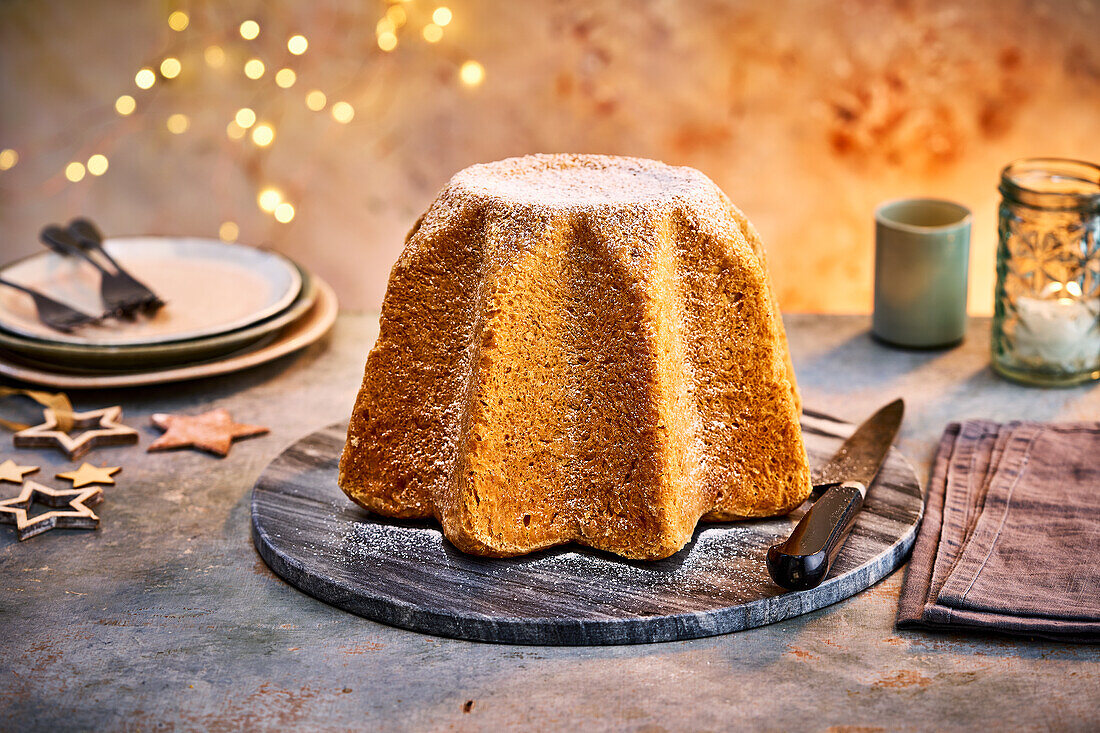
left=897, top=420, right=1100, bottom=642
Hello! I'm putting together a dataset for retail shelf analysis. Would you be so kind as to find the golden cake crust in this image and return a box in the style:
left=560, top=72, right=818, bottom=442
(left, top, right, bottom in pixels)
left=338, top=154, right=811, bottom=560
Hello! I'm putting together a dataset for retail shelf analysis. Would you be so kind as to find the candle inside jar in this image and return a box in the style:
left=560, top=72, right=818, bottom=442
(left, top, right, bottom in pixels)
left=1012, top=282, right=1100, bottom=370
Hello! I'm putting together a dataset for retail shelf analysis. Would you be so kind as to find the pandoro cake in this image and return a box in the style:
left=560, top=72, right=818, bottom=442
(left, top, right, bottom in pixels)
left=338, top=154, right=811, bottom=560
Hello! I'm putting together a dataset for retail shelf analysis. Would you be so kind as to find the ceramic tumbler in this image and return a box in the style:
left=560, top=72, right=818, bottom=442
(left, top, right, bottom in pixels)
left=872, top=198, right=971, bottom=348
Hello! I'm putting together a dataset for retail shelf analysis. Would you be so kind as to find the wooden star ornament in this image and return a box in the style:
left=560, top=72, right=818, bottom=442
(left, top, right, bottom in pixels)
left=13, top=406, right=138, bottom=460
left=0, top=479, right=103, bottom=540
left=148, top=408, right=268, bottom=457
left=57, top=463, right=121, bottom=488
left=0, top=459, right=38, bottom=484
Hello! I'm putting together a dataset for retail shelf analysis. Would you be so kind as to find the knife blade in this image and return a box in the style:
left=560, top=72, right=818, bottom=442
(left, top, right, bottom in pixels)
left=766, top=398, right=905, bottom=591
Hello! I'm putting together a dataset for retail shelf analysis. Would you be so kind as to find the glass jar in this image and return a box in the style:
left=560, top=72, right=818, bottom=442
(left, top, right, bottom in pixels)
left=992, top=158, right=1100, bottom=386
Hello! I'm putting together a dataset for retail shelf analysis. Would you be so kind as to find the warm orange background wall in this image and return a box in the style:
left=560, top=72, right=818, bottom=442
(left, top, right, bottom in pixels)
left=2, top=0, right=1098, bottom=314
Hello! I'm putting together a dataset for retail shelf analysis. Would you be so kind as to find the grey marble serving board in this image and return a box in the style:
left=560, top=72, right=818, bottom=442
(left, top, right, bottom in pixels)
left=251, top=411, right=923, bottom=645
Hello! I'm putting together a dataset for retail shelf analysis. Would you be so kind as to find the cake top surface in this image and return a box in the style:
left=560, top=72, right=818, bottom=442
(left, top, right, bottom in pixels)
left=450, top=154, right=719, bottom=209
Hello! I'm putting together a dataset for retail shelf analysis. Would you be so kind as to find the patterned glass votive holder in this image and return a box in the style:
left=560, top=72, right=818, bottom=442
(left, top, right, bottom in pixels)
left=992, top=158, right=1100, bottom=387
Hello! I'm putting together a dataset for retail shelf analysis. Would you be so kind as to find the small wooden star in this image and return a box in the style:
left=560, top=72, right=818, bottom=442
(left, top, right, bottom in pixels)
left=0, top=479, right=103, bottom=541
left=0, top=459, right=38, bottom=484
left=13, top=406, right=138, bottom=460
left=148, top=408, right=269, bottom=457
left=56, top=463, right=121, bottom=488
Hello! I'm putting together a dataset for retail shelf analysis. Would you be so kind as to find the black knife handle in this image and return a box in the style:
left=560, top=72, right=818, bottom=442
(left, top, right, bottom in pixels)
left=766, top=482, right=865, bottom=591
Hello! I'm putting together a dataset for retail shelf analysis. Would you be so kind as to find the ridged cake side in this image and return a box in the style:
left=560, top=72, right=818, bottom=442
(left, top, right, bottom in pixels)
left=338, top=154, right=811, bottom=560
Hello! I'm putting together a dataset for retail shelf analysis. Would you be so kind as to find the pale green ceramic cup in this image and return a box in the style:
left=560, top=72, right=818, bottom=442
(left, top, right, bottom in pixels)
left=872, top=198, right=971, bottom=348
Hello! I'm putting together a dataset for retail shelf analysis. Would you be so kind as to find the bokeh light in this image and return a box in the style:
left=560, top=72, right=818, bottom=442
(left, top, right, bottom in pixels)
left=386, top=5, right=407, bottom=26
left=239, top=20, right=260, bottom=40
left=257, top=188, right=282, bottom=212
left=377, top=32, right=397, bottom=51
left=168, top=11, right=189, bottom=31
left=204, top=45, right=226, bottom=67
left=226, top=121, right=246, bottom=140
left=166, top=113, right=190, bottom=134
left=135, top=68, right=156, bottom=89
left=0, top=149, right=18, bottom=171
left=305, top=90, right=327, bottom=111
left=244, top=58, right=265, bottom=79
left=235, top=107, right=256, bottom=128
left=160, top=57, right=182, bottom=79
left=115, top=94, right=136, bottom=115
left=422, top=24, right=443, bottom=43
left=275, top=68, right=297, bottom=88
left=219, top=221, right=239, bottom=242
left=65, top=162, right=86, bottom=182
left=459, top=60, right=485, bottom=86
left=274, top=202, right=296, bottom=223
left=287, top=35, right=308, bottom=55
left=87, top=154, right=109, bottom=176
left=433, top=7, right=453, bottom=26
left=331, top=101, right=355, bottom=124
left=251, top=124, right=275, bottom=146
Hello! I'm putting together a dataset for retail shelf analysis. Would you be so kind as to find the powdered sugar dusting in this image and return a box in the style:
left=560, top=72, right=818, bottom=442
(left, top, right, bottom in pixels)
left=452, top=153, right=720, bottom=209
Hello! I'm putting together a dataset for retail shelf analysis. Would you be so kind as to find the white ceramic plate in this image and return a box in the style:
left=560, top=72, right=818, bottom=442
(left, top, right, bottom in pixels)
left=0, top=271, right=317, bottom=370
left=0, top=237, right=302, bottom=346
left=0, top=277, right=337, bottom=388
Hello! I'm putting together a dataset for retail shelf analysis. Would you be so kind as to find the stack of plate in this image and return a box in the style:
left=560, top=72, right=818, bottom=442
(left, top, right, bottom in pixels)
left=0, top=237, right=337, bottom=388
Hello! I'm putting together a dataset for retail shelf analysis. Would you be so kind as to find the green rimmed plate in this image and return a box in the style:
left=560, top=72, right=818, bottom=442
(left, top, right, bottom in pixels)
left=0, top=237, right=302, bottom=346
left=0, top=277, right=337, bottom=389
left=0, top=268, right=317, bottom=370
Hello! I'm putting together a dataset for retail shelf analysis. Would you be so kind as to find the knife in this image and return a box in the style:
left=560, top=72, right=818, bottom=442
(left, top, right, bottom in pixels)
left=766, top=398, right=905, bottom=591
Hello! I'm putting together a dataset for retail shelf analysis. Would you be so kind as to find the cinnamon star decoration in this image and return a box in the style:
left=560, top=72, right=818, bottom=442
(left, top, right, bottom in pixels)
left=13, top=406, right=138, bottom=460
left=148, top=409, right=269, bottom=457
left=0, top=459, right=38, bottom=484
left=57, top=463, right=121, bottom=488
left=0, top=479, right=103, bottom=540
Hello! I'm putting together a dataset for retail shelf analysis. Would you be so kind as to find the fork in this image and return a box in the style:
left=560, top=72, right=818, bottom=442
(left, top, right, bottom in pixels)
left=0, top=276, right=103, bottom=332
left=68, top=219, right=165, bottom=314
left=39, top=224, right=163, bottom=317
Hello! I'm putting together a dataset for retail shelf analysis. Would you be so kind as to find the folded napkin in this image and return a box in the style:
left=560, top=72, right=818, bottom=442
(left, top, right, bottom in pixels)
left=897, top=420, right=1100, bottom=642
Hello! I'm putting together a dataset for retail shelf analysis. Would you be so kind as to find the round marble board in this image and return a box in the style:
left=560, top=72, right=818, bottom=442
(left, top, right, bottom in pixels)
left=251, top=410, right=923, bottom=645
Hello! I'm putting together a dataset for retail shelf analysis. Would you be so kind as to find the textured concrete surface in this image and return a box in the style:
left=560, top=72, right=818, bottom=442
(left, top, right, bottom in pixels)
left=1, top=313, right=1098, bottom=731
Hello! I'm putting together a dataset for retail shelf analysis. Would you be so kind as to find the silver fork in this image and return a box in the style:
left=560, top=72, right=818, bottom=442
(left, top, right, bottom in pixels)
left=0, top=276, right=103, bottom=332
left=39, top=225, right=162, bottom=318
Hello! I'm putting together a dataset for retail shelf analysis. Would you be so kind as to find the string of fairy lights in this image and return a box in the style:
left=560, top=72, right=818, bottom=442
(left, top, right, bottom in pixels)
left=0, top=1, right=486, bottom=241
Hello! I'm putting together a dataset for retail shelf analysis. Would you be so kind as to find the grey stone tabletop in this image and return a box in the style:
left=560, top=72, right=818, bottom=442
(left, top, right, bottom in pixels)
left=2, top=313, right=1098, bottom=731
